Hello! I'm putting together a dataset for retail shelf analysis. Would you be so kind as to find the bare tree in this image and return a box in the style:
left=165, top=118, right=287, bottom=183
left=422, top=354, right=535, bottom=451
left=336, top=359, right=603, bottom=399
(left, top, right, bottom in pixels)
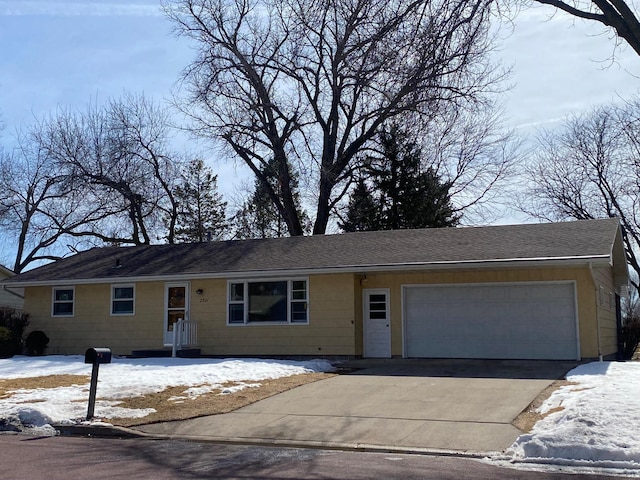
left=520, top=99, right=640, bottom=288
left=0, top=134, right=113, bottom=272
left=33, top=94, right=182, bottom=246
left=232, top=157, right=312, bottom=239
left=165, top=0, right=505, bottom=235
left=404, top=105, right=520, bottom=223
left=108, top=93, right=183, bottom=244
left=0, top=94, right=186, bottom=272
left=530, top=0, right=640, bottom=56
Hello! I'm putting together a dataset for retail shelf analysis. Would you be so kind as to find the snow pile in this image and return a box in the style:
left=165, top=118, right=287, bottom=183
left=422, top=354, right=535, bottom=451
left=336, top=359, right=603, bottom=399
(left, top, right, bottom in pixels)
left=497, top=362, right=640, bottom=475
left=0, top=355, right=335, bottom=432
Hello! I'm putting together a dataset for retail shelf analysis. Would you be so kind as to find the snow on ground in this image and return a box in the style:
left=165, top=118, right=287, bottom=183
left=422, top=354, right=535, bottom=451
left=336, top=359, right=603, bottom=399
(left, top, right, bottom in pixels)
left=0, top=355, right=335, bottom=435
left=491, top=361, right=640, bottom=477
left=3, top=356, right=640, bottom=477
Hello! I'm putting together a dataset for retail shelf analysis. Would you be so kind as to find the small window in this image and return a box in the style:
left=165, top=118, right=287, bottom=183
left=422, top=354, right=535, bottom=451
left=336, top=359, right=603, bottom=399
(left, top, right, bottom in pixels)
left=52, top=287, right=75, bottom=317
left=609, top=292, right=616, bottom=310
left=290, top=280, right=308, bottom=323
left=112, top=285, right=135, bottom=315
left=228, top=282, right=245, bottom=324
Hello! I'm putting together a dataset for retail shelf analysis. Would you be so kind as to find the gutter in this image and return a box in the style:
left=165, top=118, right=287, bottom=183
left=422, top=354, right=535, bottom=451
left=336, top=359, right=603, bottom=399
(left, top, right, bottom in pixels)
left=2, top=285, right=24, bottom=300
left=588, top=262, right=604, bottom=362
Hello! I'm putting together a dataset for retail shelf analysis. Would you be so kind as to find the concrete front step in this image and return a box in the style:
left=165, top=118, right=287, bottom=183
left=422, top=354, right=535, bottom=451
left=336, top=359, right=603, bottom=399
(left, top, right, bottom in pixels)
left=130, top=348, right=201, bottom=358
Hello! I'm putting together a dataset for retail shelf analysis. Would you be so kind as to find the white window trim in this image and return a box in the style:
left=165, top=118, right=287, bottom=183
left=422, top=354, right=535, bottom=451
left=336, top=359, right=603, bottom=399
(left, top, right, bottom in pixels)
left=227, top=278, right=309, bottom=326
left=52, top=286, right=75, bottom=317
left=111, top=284, right=136, bottom=316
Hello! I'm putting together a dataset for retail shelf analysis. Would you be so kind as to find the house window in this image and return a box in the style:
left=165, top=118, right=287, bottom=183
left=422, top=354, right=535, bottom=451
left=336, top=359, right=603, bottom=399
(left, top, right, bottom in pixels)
left=290, top=280, right=308, bottom=324
left=228, top=282, right=245, bottom=324
left=52, top=287, right=74, bottom=317
left=111, top=285, right=135, bottom=315
left=609, top=291, right=616, bottom=310
left=228, top=279, right=308, bottom=325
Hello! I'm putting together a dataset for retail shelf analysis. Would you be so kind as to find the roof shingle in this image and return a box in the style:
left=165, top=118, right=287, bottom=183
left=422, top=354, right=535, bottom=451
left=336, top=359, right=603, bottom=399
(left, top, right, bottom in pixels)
left=3, top=218, right=622, bottom=285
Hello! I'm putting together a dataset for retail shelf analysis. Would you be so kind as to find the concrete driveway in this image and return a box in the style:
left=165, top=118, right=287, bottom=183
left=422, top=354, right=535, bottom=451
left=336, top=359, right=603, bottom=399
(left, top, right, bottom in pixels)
left=137, top=359, right=577, bottom=454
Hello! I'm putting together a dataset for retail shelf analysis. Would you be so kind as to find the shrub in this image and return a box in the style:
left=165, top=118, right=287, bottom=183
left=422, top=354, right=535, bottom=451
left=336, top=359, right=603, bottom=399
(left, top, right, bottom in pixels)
left=0, top=308, right=30, bottom=357
left=0, top=326, right=14, bottom=358
left=621, top=318, right=640, bottom=360
left=25, top=330, right=49, bottom=356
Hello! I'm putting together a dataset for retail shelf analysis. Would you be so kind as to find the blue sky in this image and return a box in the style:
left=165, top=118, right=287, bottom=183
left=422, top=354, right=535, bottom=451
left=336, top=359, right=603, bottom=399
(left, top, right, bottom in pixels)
left=0, top=0, right=638, bottom=205
left=0, top=1, right=191, bottom=139
left=498, top=6, right=639, bottom=132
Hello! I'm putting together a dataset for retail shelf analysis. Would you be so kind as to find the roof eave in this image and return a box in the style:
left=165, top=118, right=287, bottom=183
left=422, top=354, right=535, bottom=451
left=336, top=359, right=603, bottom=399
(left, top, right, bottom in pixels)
left=2, top=254, right=612, bottom=287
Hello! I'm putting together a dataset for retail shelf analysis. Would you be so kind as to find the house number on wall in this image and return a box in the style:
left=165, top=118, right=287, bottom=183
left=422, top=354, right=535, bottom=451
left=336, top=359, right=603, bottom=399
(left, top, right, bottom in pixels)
left=199, top=298, right=209, bottom=303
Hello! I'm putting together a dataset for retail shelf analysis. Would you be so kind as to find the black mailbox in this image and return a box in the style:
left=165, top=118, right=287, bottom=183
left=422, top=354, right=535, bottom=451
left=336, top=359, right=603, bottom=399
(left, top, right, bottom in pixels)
left=84, top=347, right=112, bottom=420
left=85, top=347, right=112, bottom=364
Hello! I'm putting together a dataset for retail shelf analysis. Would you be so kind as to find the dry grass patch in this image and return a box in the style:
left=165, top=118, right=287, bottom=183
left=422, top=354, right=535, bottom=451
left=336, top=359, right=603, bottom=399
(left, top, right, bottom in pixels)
left=512, top=379, right=576, bottom=432
left=108, top=372, right=336, bottom=427
left=0, top=372, right=335, bottom=426
left=0, top=375, right=89, bottom=399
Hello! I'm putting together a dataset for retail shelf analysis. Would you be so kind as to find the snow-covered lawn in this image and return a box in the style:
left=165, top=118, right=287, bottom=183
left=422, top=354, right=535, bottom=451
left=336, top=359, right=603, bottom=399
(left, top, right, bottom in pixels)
left=0, top=355, right=334, bottom=435
left=491, top=361, right=640, bottom=477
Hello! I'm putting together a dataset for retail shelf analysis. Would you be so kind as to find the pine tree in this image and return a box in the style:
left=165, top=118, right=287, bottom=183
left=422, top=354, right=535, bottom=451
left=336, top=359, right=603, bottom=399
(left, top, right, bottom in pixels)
left=338, top=177, right=381, bottom=232
left=173, top=159, right=227, bottom=243
left=341, top=126, right=460, bottom=231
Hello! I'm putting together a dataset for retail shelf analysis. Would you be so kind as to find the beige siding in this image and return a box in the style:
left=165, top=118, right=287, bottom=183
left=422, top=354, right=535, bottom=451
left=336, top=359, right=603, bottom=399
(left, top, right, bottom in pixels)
left=0, top=287, right=23, bottom=311
left=355, top=267, right=602, bottom=359
left=191, top=275, right=356, bottom=357
left=592, top=266, right=619, bottom=357
left=23, top=274, right=356, bottom=356
left=25, top=283, right=165, bottom=355
left=22, top=265, right=616, bottom=359
left=0, top=271, right=23, bottom=311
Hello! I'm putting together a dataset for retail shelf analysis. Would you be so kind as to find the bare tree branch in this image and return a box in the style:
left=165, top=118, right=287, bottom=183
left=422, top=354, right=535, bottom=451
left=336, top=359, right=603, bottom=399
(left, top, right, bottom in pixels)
left=532, top=0, right=640, bottom=56
left=0, top=94, right=187, bottom=271
left=520, top=100, right=640, bottom=290
left=165, top=0, right=506, bottom=234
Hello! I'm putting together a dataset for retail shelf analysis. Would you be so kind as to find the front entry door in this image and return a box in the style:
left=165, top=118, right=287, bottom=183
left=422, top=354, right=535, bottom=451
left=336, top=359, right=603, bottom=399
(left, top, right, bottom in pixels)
left=164, top=283, right=190, bottom=345
left=363, top=289, right=391, bottom=358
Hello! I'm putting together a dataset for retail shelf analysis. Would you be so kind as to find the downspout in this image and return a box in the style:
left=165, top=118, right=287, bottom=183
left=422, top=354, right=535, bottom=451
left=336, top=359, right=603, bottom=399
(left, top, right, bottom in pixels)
left=2, top=285, right=24, bottom=300
left=588, top=263, right=603, bottom=362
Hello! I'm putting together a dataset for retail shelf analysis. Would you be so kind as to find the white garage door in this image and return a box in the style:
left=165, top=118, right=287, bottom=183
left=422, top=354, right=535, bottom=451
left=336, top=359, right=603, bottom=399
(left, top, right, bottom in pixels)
left=404, top=283, right=578, bottom=360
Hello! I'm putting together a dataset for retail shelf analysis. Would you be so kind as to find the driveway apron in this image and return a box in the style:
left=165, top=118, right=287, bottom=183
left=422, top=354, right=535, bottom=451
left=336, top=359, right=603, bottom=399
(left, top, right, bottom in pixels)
left=136, top=359, right=577, bottom=454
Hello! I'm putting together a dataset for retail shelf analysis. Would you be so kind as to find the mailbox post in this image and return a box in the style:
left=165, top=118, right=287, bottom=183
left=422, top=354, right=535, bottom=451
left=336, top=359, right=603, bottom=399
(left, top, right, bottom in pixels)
left=84, top=347, right=112, bottom=421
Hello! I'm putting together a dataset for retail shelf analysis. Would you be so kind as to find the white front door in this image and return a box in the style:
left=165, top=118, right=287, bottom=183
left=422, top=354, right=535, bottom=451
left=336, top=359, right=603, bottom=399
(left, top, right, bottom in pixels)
left=363, top=289, right=391, bottom=358
left=164, top=283, right=190, bottom=345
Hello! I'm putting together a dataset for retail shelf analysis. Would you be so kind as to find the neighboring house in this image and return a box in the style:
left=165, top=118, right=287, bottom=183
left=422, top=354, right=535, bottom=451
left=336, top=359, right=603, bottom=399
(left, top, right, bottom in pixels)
left=0, top=265, right=24, bottom=312
left=0, top=218, right=629, bottom=360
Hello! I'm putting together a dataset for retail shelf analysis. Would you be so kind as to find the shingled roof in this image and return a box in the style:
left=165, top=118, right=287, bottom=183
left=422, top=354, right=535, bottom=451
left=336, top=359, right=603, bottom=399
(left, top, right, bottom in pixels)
left=2, top=218, right=627, bottom=286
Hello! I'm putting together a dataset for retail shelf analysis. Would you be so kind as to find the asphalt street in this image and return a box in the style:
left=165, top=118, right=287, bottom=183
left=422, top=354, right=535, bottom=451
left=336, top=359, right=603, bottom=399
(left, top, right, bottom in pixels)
left=0, top=434, right=634, bottom=480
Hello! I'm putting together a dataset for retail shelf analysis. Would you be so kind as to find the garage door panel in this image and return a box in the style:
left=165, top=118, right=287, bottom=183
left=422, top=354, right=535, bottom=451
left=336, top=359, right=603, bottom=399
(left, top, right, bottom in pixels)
left=404, top=283, right=577, bottom=360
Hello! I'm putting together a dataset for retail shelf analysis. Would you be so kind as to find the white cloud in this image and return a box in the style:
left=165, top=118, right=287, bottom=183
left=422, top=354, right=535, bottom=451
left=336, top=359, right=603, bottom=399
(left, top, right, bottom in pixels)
left=0, top=1, right=163, bottom=17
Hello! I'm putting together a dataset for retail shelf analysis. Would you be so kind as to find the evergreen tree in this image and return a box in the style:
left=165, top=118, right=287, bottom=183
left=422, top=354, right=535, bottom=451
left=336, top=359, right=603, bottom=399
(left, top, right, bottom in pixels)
left=338, top=177, right=381, bottom=232
left=173, top=159, right=227, bottom=243
left=233, top=158, right=310, bottom=239
left=400, top=167, right=459, bottom=229
left=341, top=126, right=460, bottom=232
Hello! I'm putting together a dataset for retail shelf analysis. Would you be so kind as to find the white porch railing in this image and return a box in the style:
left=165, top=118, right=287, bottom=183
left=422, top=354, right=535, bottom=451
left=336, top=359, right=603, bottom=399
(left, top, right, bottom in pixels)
left=172, top=318, right=199, bottom=357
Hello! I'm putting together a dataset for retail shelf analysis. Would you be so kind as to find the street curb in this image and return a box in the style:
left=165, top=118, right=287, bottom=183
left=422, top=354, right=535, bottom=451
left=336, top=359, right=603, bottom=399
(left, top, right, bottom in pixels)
left=51, top=423, right=495, bottom=459
left=53, top=423, right=147, bottom=439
